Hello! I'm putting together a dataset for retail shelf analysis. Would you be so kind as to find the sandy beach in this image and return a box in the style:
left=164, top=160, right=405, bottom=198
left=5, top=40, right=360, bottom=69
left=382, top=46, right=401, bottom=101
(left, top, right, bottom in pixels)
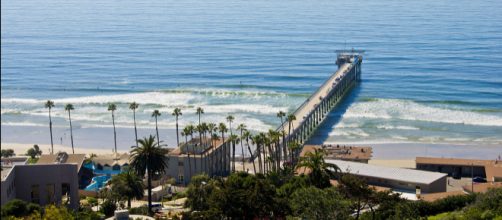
left=1, top=142, right=125, bottom=157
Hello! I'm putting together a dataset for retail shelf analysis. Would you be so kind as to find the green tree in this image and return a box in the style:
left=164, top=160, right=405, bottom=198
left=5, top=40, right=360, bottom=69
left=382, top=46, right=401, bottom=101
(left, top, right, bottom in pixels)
left=296, top=148, right=340, bottom=188
left=290, top=186, right=351, bottom=220
left=196, top=107, right=204, bottom=152
left=26, top=145, right=42, bottom=159
left=172, top=107, right=182, bottom=147
left=107, top=103, right=118, bottom=153
left=64, top=103, right=75, bottom=154
left=151, top=110, right=162, bottom=147
left=130, top=135, right=168, bottom=215
left=1, top=149, right=15, bottom=158
left=338, top=173, right=374, bottom=219
left=44, top=100, right=55, bottom=154
left=184, top=174, right=215, bottom=211
left=109, top=170, right=144, bottom=208
left=228, top=134, right=239, bottom=172
left=129, top=102, right=140, bottom=148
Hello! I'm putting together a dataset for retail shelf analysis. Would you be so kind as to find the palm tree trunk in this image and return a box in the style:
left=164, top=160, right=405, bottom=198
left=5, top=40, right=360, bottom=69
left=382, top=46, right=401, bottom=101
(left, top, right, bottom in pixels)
left=175, top=118, right=179, bottom=147
left=133, top=110, right=138, bottom=148
left=186, top=136, right=192, bottom=179
left=49, top=109, right=54, bottom=154
left=232, top=140, right=236, bottom=172
left=128, top=198, right=131, bottom=209
left=257, top=144, right=263, bottom=173
left=147, top=167, right=153, bottom=216
left=112, top=112, right=117, bottom=153
left=68, top=110, right=74, bottom=154
left=155, top=117, right=160, bottom=147
left=247, top=141, right=256, bottom=174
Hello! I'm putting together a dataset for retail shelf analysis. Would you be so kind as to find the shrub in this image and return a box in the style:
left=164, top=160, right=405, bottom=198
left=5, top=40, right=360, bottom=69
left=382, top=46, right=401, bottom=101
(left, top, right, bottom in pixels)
left=0, top=199, right=40, bottom=217
left=129, top=206, right=149, bottom=215
left=100, top=199, right=117, bottom=217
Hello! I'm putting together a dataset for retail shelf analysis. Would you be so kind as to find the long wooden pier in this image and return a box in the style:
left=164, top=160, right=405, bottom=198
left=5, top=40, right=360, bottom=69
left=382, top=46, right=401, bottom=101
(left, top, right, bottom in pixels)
left=250, top=50, right=363, bottom=164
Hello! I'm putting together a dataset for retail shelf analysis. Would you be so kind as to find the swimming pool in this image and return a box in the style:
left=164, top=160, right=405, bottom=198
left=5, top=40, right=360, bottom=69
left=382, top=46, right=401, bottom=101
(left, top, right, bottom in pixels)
left=84, top=175, right=111, bottom=191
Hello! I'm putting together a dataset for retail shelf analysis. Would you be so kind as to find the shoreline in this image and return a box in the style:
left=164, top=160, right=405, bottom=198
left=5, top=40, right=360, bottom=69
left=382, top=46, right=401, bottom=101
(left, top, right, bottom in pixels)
left=2, top=124, right=501, bottom=160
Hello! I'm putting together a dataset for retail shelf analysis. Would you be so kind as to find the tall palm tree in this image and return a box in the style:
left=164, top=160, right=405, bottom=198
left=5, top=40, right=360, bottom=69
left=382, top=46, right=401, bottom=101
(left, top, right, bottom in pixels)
left=196, top=107, right=204, bottom=150
left=207, top=123, right=216, bottom=147
left=129, top=102, right=140, bottom=148
left=109, top=170, right=144, bottom=208
left=151, top=110, right=161, bottom=147
left=288, top=141, right=302, bottom=163
left=218, top=123, right=228, bottom=174
left=45, top=100, right=55, bottom=154
left=186, top=124, right=196, bottom=172
left=251, top=134, right=263, bottom=173
left=172, top=108, right=182, bottom=147
left=64, top=103, right=75, bottom=154
left=195, top=124, right=204, bottom=173
left=242, top=130, right=255, bottom=174
left=236, top=123, right=247, bottom=171
left=277, top=110, right=287, bottom=161
left=296, top=148, right=340, bottom=188
left=130, top=135, right=168, bottom=215
left=287, top=113, right=296, bottom=142
left=228, top=134, right=239, bottom=172
left=108, top=103, right=118, bottom=153
left=182, top=127, right=192, bottom=177
left=210, top=133, right=219, bottom=175
left=226, top=115, right=234, bottom=136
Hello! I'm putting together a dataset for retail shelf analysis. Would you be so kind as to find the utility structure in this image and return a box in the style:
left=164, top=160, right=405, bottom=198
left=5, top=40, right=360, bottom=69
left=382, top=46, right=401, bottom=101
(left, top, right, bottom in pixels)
left=251, top=49, right=364, bottom=165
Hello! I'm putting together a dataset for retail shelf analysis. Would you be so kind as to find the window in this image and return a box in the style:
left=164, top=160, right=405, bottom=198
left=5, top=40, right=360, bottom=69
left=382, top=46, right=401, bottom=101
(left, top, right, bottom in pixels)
left=178, top=174, right=184, bottom=182
left=62, top=183, right=71, bottom=205
left=178, top=161, right=184, bottom=166
left=31, top=185, right=40, bottom=203
left=46, top=184, right=55, bottom=204
left=112, top=164, right=121, bottom=170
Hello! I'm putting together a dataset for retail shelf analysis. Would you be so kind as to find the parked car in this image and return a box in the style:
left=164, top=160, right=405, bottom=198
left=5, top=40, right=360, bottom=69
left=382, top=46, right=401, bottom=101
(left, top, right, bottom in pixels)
left=473, top=176, right=487, bottom=183
left=150, top=203, right=163, bottom=213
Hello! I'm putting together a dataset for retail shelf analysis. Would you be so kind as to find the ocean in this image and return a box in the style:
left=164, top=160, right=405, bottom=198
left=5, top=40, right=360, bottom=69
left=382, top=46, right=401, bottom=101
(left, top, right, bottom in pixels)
left=2, top=0, right=502, bottom=151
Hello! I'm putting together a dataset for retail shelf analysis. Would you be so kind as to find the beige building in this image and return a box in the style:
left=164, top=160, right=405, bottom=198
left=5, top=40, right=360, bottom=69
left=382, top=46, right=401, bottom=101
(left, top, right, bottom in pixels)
left=327, top=159, right=448, bottom=193
left=416, top=157, right=502, bottom=182
left=166, top=138, right=231, bottom=185
left=301, top=145, right=372, bottom=163
left=1, top=161, right=80, bottom=209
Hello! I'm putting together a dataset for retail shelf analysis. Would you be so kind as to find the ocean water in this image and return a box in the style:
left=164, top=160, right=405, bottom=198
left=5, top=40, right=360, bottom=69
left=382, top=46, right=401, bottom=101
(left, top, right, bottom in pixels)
left=2, top=0, right=502, bottom=148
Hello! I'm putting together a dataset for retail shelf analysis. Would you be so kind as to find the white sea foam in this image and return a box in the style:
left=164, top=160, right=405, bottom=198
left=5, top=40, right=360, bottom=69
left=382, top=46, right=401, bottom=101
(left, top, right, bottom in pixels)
left=343, top=98, right=502, bottom=127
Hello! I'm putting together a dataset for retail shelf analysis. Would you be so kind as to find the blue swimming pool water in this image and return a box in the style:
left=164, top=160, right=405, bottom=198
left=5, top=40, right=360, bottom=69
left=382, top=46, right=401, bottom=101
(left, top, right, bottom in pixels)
left=84, top=175, right=111, bottom=191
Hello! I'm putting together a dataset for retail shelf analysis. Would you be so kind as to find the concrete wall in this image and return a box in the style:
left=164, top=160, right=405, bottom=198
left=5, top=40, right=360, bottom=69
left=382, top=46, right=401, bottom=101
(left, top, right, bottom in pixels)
left=417, top=164, right=486, bottom=178
left=1, top=168, right=17, bottom=206
left=166, top=141, right=231, bottom=185
left=4, top=164, right=80, bottom=210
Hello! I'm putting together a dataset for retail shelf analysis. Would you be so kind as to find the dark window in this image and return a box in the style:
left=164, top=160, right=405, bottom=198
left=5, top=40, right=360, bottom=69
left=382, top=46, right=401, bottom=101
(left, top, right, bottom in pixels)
left=31, top=185, right=40, bottom=203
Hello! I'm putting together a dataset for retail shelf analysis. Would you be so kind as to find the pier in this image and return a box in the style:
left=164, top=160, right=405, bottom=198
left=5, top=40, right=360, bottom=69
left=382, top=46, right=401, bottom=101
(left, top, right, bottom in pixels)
left=251, top=50, right=363, bottom=164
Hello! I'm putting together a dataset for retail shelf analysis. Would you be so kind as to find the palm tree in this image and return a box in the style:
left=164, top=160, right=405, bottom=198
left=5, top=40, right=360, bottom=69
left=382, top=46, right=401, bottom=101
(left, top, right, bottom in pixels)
left=277, top=110, right=287, bottom=161
left=64, top=103, right=75, bottom=154
left=108, top=103, right=118, bottom=153
left=226, top=115, right=234, bottom=136
left=151, top=110, right=161, bottom=147
left=109, top=170, right=144, bottom=208
left=236, top=124, right=247, bottom=171
left=228, top=134, right=239, bottom=172
left=207, top=123, right=216, bottom=147
left=182, top=127, right=192, bottom=178
left=251, top=134, right=263, bottom=173
left=129, top=102, right=140, bottom=148
left=296, top=148, right=340, bottom=188
left=242, top=130, right=255, bottom=174
left=172, top=108, right=182, bottom=147
left=218, top=123, right=228, bottom=174
left=287, top=113, right=296, bottom=142
left=130, top=135, right=168, bottom=215
left=45, top=100, right=55, bottom=154
left=210, top=133, right=219, bottom=175
left=186, top=124, right=196, bottom=172
left=196, top=107, right=204, bottom=150
left=288, top=141, right=302, bottom=163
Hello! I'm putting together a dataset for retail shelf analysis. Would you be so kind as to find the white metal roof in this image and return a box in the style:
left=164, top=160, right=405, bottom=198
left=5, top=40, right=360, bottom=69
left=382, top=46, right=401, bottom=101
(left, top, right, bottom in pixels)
left=327, top=159, right=447, bottom=185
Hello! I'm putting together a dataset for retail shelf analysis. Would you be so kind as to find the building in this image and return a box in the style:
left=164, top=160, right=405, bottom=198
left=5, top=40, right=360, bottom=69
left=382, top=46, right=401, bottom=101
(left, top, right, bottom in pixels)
left=416, top=157, right=502, bottom=182
left=37, top=152, right=91, bottom=189
left=166, top=137, right=231, bottom=185
left=326, top=159, right=448, bottom=193
left=301, top=145, right=372, bottom=163
left=1, top=160, right=80, bottom=209
left=91, top=153, right=130, bottom=173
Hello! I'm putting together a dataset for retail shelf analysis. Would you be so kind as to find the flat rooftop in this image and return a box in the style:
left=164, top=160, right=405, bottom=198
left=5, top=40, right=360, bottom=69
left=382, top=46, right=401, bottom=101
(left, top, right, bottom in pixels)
left=37, top=152, right=86, bottom=171
left=327, top=159, right=447, bottom=185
